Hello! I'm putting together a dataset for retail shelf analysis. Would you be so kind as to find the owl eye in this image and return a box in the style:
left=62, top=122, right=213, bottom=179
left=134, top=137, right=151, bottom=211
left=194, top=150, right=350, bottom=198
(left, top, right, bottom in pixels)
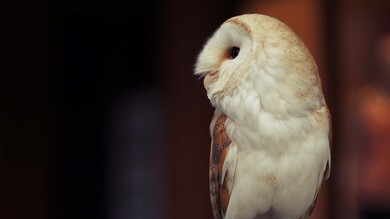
left=230, top=47, right=240, bottom=59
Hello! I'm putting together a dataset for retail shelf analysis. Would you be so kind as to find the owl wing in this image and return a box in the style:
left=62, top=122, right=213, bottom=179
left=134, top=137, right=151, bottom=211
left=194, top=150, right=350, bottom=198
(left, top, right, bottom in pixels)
left=299, top=159, right=330, bottom=219
left=324, top=106, right=332, bottom=180
left=209, top=111, right=234, bottom=219
left=300, top=106, right=332, bottom=219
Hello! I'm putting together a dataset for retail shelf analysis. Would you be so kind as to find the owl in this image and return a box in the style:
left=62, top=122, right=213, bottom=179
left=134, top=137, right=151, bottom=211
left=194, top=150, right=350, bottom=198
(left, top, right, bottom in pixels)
left=194, top=14, right=331, bottom=219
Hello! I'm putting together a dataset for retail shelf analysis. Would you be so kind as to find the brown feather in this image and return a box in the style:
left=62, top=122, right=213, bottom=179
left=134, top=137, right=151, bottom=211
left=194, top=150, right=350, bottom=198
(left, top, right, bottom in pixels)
left=209, top=113, right=232, bottom=219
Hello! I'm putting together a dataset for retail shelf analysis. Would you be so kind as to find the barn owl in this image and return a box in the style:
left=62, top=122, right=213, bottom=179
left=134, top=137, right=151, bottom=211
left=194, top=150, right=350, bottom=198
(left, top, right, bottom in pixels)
left=194, top=14, right=331, bottom=219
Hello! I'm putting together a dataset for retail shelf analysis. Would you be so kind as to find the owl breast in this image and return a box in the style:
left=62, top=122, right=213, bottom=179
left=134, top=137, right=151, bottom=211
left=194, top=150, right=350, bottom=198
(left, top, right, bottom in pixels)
left=217, top=75, right=330, bottom=218
left=221, top=107, right=330, bottom=219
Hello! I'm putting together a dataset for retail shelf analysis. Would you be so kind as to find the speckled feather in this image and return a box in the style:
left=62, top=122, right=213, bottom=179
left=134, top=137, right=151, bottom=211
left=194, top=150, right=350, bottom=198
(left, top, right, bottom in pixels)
left=209, top=112, right=232, bottom=219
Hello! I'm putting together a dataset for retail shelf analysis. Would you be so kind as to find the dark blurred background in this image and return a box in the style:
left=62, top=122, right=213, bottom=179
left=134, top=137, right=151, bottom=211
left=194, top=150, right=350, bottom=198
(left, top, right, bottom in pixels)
left=1, top=0, right=390, bottom=219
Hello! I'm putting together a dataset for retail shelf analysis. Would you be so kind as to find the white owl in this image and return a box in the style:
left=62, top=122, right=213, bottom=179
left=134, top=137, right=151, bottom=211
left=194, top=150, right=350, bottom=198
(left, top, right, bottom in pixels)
left=194, top=14, right=331, bottom=219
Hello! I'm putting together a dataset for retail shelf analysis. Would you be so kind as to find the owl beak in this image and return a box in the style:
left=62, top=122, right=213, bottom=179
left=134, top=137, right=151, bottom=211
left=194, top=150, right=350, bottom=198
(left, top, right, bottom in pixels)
left=203, top=71, right=219, bottom=91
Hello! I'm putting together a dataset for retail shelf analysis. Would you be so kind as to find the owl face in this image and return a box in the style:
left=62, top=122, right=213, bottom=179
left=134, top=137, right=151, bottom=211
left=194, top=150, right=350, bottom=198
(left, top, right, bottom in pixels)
left=195, top=14, right=323, bottom=117
left=194, top=16, right=254, bottom=102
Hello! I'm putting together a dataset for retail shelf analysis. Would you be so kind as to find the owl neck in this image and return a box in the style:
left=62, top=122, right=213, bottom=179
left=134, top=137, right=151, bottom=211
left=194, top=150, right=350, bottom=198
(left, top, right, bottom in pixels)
left=214, top=84, right=316, bottom=155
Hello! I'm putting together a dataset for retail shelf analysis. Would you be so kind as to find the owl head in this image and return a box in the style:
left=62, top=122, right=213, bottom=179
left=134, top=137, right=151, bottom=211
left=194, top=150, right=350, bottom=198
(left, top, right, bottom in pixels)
left=195, top=14, right=324, bottom=118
